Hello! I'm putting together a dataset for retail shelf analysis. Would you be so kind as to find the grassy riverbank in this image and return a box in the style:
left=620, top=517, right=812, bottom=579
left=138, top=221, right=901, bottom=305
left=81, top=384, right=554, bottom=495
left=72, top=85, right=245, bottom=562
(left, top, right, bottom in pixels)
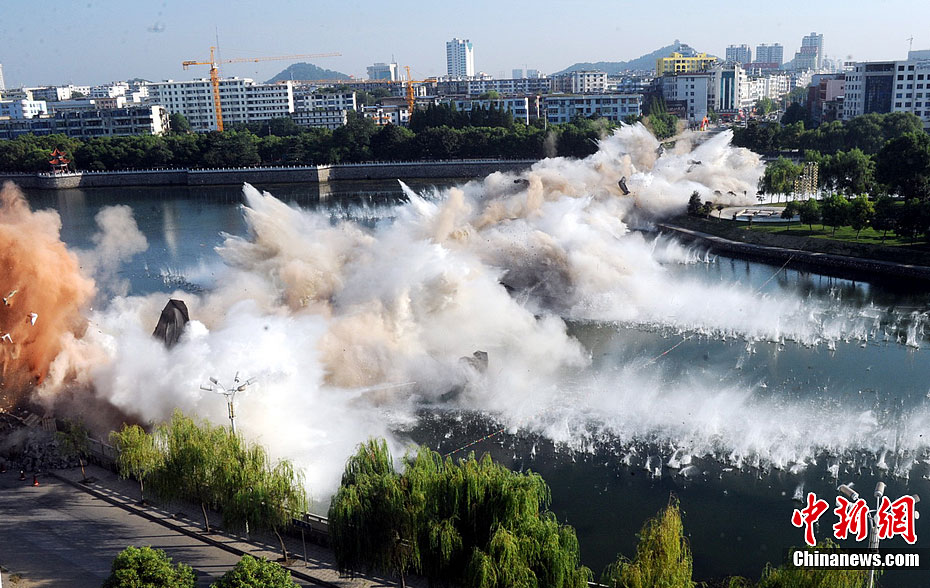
left=667, top=214, right=930, bottom=268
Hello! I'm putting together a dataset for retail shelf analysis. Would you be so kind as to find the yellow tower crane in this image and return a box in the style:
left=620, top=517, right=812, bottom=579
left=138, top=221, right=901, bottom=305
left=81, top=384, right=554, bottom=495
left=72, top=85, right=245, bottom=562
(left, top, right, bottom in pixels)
left=182, top=47, right=341, bottom=131
left=403, top=66, right=432, bottom=113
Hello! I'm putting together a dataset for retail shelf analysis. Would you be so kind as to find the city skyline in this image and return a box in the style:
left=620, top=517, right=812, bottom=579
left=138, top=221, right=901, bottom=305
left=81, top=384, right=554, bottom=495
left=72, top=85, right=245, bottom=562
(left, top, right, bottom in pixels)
left=1, top=0, right=929, bottom=87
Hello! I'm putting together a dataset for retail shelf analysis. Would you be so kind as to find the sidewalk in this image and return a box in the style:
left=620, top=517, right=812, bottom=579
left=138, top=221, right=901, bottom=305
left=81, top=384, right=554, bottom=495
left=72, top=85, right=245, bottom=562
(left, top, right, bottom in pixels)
left=51, top=464, right=422, bottom=588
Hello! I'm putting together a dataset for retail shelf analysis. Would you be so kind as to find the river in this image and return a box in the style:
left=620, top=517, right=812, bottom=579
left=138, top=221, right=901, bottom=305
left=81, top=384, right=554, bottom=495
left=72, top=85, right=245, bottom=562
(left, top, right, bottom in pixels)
left=20, top=179, right=930, bottom=586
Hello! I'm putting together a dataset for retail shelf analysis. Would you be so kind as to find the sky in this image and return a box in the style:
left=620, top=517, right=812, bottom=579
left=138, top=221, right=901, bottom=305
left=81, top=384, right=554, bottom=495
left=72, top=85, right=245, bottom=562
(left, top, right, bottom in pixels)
left=1, top=0, right=929, bottom=88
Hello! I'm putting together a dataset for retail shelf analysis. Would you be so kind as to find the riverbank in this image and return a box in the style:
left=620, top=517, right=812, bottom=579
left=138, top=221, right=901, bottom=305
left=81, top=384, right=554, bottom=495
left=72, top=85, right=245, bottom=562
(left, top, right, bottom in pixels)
left=660, top=215, right=930, bottom=282
left=0, top=159, right=536, bottom=190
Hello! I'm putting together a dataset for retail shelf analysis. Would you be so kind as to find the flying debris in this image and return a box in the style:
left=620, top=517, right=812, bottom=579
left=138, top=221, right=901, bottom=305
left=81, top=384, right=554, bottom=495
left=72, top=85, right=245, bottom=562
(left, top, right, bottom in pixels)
left=461, top=350, right=489, bottom=373
left=147, top=22, right=166, bottom=33
left=686, top=160, right=703, bottom=173
left=152, top=299, right=190, bottom=349
left=1, top=333, right=11, bottom=344
left=27, top=313, right=37, bottom=325
left=618, top=177, right=630, bottom=195
left=514, top=179, right=529, bottom=186
left=3, top=290, right=17, bottom=306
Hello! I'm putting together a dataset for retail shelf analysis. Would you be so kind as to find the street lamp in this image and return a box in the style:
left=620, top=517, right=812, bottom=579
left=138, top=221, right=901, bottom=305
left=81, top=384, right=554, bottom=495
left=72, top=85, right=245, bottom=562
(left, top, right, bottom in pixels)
left=837, top=482, right=920, bottom=588
left=200, top=372, right=256, bottom=435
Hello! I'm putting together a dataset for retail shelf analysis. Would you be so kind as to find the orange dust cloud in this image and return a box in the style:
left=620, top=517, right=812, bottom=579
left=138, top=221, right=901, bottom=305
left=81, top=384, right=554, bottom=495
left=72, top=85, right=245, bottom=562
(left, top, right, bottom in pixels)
left=0, top=182, right=95, bottom=406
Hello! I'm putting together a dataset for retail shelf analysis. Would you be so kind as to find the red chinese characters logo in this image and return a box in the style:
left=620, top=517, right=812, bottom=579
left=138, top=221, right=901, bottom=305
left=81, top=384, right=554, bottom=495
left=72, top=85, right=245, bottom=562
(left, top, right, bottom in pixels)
left=793, top=492, right=918, bottom=546
left=792, top=493, right=829, bottom=546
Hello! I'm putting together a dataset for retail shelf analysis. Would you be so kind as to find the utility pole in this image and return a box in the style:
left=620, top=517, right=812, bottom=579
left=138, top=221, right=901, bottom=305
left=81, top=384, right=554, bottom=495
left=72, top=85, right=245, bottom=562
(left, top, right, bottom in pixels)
left=201, top=372, right=256, bottom=435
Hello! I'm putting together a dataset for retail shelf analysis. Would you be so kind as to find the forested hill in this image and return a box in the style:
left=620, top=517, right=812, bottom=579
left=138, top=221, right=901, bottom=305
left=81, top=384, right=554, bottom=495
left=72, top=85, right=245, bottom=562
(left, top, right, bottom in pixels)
left=266, top=63, right=351, bottom=83
left=553, top=41, right=706, bottom=74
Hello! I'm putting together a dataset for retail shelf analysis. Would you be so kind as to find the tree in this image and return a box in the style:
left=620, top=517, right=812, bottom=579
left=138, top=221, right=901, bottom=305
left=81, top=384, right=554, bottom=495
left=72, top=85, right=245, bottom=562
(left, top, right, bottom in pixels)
left=895, top=198, right=927, bottom=243
left=820, top=193, right=851, bottom=236
left=781, top=103, right=811, bottom=128
left=601, top=498, right=694, bottom=588
left=169, top=113, right=192, bottom=134
left=760, top=157, right=802, bottom=199
left=57, top=419, right=90, bottom=482
left=687, top=191, right=703, bottom=216
left=211, top=555, right=299, bottom=588
left=102, top=546, right=195, bottom=588
left=755, top=97, right=776, bottom=116
left=799, top=198, right=821, bottom=231
left=757, top=541, right=867, bottom=588
left=820, top=149, right=874, bottom=195
left=330, top=439, right=590, bottom=588
left=329, top=439, right=418, bottom=586
left=848, top=195, right=875, bottom=238
left=875, top=131, right=930, bottom=200
left=872, top=196, right=897, bottom=243
left=110, top=424, right=162, bottom=503
left=149, top=411, right=230, bottom=533
left=781, top=201, right=799, bottom=229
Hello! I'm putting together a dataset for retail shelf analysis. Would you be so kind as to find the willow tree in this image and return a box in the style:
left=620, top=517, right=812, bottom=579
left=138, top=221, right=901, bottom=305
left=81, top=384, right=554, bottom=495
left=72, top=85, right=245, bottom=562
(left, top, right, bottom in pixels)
left=57, top=419, right=91, bottom=482
left=601, top=498, right=694, bottom=588
left=149, top=410, right=230, bottom=532
left=329, top=439, right=419, bottom=586
left=222, top=436, right=308, bottom=562
left=110, top=424, right=161, bottom=503
left=330, top=439, right=590, bottom=588
left=757, top=540, right=867, bottom=588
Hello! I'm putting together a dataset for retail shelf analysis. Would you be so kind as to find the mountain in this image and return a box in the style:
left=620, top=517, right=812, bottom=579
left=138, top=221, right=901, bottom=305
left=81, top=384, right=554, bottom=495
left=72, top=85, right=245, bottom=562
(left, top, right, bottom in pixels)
left=553, top=41, right=714, bottom=75
left=266, top=63, right=352, bottom=83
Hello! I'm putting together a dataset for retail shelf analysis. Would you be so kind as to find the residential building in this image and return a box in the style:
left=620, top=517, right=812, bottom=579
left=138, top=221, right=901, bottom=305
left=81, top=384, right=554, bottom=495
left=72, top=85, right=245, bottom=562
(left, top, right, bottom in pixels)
left=661, top=73, right=711, bottom=122
left=367, top=62, right=398, bottom=81
left=28, top=86, right=74, bottom=102
left=802, top=33, right=824, bottom=70
left=755, top=44, right=784, bottom=67
left=726, top=45, right=752, bottom=65
left=843, top=58, right=930, bottom=129
left=363, top=104, right=410, bottom=126
left=292, top=108, right=348, bottom=129
left=0, top=99, right=48, bottom=119
left=544, top=94, right=641, bottom=124
left=435, top=77, right=550, bottom=97
left=512, top=68, right=524, bottom=79
left=0, top=105, right=169, bottom=139
left=446, top=38, right=475, bottom=78
left=294, top=91, right=357, bottom=111
left=90, top=82, right=130, bottom=98
left=146, top=78, right=295, bottom=131
left=446, top=97, right=532, bottom=124
left=527, top=69, right=541, bottom=79
left=807, top=74, right=845, bottom=124
left=656, top=52, right=718, bottom=75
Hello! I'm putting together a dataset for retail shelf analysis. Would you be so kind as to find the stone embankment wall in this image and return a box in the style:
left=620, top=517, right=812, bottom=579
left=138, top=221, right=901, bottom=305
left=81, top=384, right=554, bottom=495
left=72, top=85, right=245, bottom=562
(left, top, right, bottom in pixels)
left=0, top=159, right=536, bottom=190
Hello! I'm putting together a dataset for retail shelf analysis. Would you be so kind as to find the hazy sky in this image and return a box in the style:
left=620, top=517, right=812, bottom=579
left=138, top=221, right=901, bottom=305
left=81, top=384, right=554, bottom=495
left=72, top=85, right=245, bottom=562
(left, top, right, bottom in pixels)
left=2, top=0, right=929, bottom=87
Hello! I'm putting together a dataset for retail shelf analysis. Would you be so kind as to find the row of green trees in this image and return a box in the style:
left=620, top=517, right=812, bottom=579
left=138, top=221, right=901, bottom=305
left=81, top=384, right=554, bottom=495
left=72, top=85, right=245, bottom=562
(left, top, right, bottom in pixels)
left=0, top=114, right=618, bottom=172
left=108, top=411, right=307, bottom=560
left=733, top=112, right=926, bottom=156
left=104, top=548, right=299, bottom=588
left=758, top=130, right=930, bottom=201
left=329, top=438, right=869, bottom=588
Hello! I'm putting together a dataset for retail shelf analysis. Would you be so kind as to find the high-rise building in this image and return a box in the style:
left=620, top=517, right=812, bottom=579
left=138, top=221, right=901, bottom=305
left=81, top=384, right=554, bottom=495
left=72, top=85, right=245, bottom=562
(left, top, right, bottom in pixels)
left=844, top=58, right=930, bottom=129
left=512, top=68, right=524, bottom=79
left=755, top=44, right=784, bottom=67
left=446, top=38, right=475, bottom=78
left=801, top=32, right=824, bottom=69
left=726, top=44, right=752, bottom=65
left=0, top=64, right=5, bottom=92
left=367, top=62, right=398, bottom=81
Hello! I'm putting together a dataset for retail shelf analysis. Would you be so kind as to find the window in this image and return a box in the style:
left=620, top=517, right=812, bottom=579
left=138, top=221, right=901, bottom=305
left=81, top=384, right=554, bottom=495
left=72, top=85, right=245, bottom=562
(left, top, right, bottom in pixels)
left=896, top=102, right=902, bottom=107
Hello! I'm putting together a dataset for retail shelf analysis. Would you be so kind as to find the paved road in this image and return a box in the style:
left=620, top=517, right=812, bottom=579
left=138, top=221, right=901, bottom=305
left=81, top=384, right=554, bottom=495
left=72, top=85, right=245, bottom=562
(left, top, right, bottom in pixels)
left=0, top=470, right=245, bottom=587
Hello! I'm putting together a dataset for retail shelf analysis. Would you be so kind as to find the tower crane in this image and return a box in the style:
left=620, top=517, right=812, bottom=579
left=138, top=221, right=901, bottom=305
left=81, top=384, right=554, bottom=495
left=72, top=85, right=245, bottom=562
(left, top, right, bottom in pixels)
left=181, top=47, right=340, bottom=131
left=403, top=65, right=432, bottom=113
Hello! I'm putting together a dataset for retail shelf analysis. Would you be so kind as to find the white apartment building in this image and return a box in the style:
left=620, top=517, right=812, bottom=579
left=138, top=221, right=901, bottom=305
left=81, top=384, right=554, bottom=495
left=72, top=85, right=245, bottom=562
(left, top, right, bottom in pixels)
left=90, top=82, right=130, bottom=98
left=363, top=105, right=410, bottom=126
left=447, top=97, right=531, bottom=124
left=570, top=71, right=608, bottom=93
left=710, top=63, right=749, bottom=113
left=446, top=38, right=475, bottom=78
left=0, top=105, right=169, bottom=139
left=726, top=45, right=752, bottom=64
left=662, top=73, right=711, bottom=122
left=0, top=99, right=48, bottom=118
left=755, top=44, right=784, bottom=67
left=292, top=109, right=349, bottom=129
left=435, top=77, right=551, bottom=97
left=147, top=78, right=295, bottom=131
left=844, top=58, right=930, bottom=129
left=544, top=94, right=641, bottom=124
left=295, top=92, right=357, bottom=111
